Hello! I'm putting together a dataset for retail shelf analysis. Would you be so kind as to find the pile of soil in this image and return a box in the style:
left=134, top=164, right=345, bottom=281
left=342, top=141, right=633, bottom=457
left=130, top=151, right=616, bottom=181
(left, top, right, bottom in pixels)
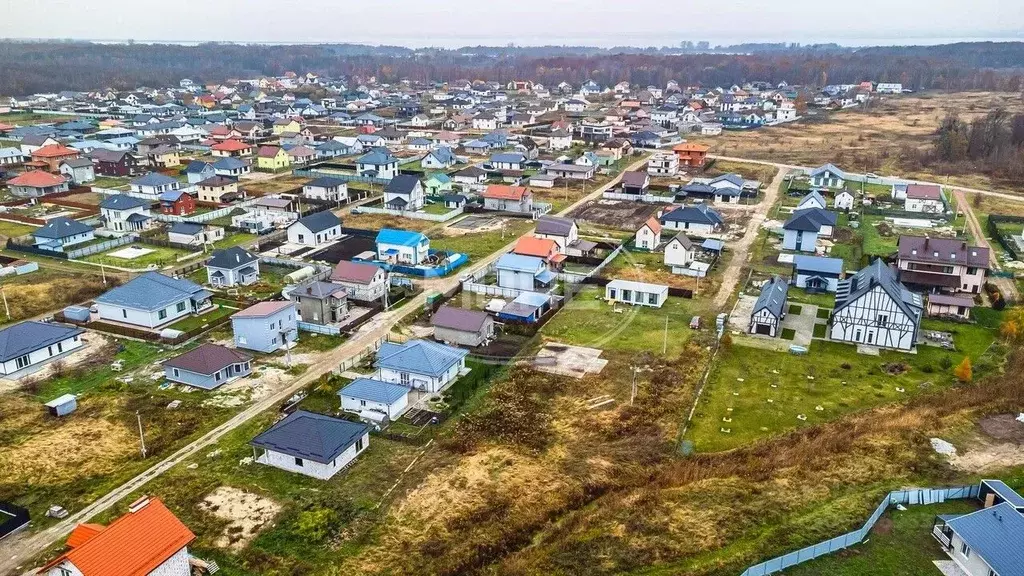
left=979, top=414, right=1024, bottom=443
left=883, top=362, right=909, bottom=375
left=876, top=222, right=894, bottom=237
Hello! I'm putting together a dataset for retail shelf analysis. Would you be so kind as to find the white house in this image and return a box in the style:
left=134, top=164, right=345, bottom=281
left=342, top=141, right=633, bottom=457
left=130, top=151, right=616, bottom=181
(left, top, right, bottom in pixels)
left=834, top=190, right=855, bottom=210
left=374, top=339, right=468, bottom=393
left=303, top=176, right=349, bottom=202
left=94, top=272, right=212, bottom=329
left=749, top=277, right=788, bottom=337
left=904, top=183, right=945, bottom=214
left=251, top=410, right=370, bottom=480
left=548, top=128, right=573, bottom=151
left=647, top=153, right=679, bottom=176
left=0, top=321, right=84, bottom=380
left=129, top=172, right=180, bottom=199
left=287, top=211, right=342, bottom=246
left=383, top=174, right=424, bottom=211
left=664, top=233, right=697, bottom=271
left=495, top=253, right=555, bottom=291
left=808, top=163, right=846, bottom=188
left=376, top=228, right=430, bottom=265
left=796, top=191, right=828, bottom=211
left=782, top=208, right=837, bottom=253
left=605, top=279, right=669, bottom=308
left=931, top=481, right=1024, bottom=576
left=330, top=260, right=389, bottom=302
left=635, top=217, right=662, bottom=250
left=98, top=194, right=153, bottom=233
left=829, top=259, right=923, bottom=351
left=339, top=378, right=410, bottom=420
left=792, top=255, right=844, bottom=293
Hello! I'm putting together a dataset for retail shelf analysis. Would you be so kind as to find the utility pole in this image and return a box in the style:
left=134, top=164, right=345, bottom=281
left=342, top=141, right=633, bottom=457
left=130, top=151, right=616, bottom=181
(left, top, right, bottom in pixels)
left=663, top=315, right=669, bottom=354
left=1, top=287, right=9, bottom=320
left=630, top=367, right=638, bottom=406
left=136, top=411, right=147, bottom=458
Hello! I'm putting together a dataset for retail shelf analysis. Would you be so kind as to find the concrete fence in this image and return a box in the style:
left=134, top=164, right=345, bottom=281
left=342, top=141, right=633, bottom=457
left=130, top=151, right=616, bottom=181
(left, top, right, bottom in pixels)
left=739, top=484, right=980, bottom=576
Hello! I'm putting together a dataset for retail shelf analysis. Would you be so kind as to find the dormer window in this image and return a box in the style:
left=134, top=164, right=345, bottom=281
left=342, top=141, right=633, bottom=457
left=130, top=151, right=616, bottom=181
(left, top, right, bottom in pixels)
left=933, top=251, right=939, bottom=257
left=911, top=249, right=917, bottom=255
left=950, top=253, right=956, bottom=259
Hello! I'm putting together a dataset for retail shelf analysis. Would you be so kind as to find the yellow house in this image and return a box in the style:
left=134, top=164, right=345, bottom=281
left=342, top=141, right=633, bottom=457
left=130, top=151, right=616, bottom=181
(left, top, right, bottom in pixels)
left=272, top=119, right=301, bottom=136
left=256, top=146, right=290, bottom=171
left=150, top=147, right=181, bottom=168
left=197, top=176, right=240, bottom=203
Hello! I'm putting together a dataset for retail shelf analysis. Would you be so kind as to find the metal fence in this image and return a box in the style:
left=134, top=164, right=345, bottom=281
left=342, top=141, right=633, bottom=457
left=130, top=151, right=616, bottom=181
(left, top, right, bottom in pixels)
left=66, top=234, right=139, bottom=258
left=987, top=214, right=1024, bottom=262
left=297, top=321, right=342, bottom=336
left=356, top=204, right=464, bottom=222
left=739, top=484, right=980, bottom=576
left=292, top=168, right=391, bottom=186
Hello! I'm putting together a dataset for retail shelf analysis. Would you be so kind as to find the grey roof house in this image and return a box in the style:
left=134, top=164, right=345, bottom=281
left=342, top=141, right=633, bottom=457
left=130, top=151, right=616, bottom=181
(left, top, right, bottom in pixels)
left=287, top=210, right=342, bottom=246
left=431, top=306, right=495, bottom=347
left=0, top=321, right=85, bottom=380
left=206, top=246, right=260, bottom=287
left=94, top=272, right=212, bottom=329
left=250, top=410, right=370, bottom=480
left=31, top=217, right=95, bottom=252
left=749, top=276, right=789, bottom=337
left=374, top=339, right=469, bottom=393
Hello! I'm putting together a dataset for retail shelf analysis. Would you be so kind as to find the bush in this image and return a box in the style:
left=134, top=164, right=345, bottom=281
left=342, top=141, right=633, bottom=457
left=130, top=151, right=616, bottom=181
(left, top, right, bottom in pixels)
left=939, top=356, right=953, bottom=370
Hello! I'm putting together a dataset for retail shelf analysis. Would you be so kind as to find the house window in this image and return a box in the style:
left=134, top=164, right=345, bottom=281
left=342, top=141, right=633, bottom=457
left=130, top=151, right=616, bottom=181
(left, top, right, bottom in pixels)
left=876, top=314, right=888, bottom=326
left=177, top=301, right=186, bottom=313
left=294, top=457, right=304, bottom=467
left=297, top=234, right=305, bottom=243
left=960, top=542, right=971, bottom=558
left=15, top=355, right=31, bottom=369
left=158, top=309, right=167, bottom=320
left=648, top=292, right=659, bottom=305
left=356, top=438, right=364, bottom=451
left=215, top=371, right=221, bottom=382
left=360, top=400, right=366, bottom=407
left=122, top=309, right=128, bottom=319
left=400, top=372, right=410, bottom=386
left=48, top=346, right=53, bottom=356
left=57, top=342, right=63, bottom=353
left=173, top=368, right=179, bottom=377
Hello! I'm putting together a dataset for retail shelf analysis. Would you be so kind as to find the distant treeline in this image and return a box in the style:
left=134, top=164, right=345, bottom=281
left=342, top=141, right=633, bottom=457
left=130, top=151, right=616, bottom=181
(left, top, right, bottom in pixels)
left=2, top=40, right=1024, bottom=96
left=907, top=108, right=1024, bottom=181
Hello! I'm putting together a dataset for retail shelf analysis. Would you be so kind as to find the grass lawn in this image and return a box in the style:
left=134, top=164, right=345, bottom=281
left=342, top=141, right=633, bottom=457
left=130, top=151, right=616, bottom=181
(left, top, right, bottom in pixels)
left=0, top=220, right=38, bottom=239
left=787, top=288, right=836, bottom=309
left=421, top=203, right=453, bottom=215
left=813, top=323, right=828, bottom=337
left=212, top=231, right=256, bottom=249
left=33, top=340, right=166, bottom=399
left=780, top=328, right=796, bottom=340
left=687, top=313, right=1004, bottom=452
left=81, top=244, right=199, bottom=269
left=431, top=219, right=534, bottom=261
left=166, top=305, right=236, bottom=333
left=292, top=333, right=347, bottom=353
left=859, top=216, right=899, bottom=257
left=89, top=176, right=131, bottom=190
left=787, top=304, right=803, bottom=315
left=783, top=500, right=979, bottom=576
left=541, top=286, right=706, bottom=357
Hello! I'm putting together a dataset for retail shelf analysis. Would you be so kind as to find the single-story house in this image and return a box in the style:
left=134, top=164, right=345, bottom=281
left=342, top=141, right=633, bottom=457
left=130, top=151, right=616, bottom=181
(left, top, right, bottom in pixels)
left=497, top=291, right=551, bottom=322
left=231, top=301, right=298, bottom=353
left=32, top=217, right=95, bottom=252
left=287, top=211, right=342, bottom=246
left=660, top=204, right=725, bottom=235
left=162, top=343, right=253, bottom=390
left=95, top=272, right=211, bottom=329
left=0, top=321, right=84, bottom=380
left=250, top=410, right=370, bottom=480
left=431, top=306, right=495, bottom=347
left=792, top=254, right=844, bottom=292
left=605, top=279, right=669, bottom=308
left=376, top=228, right=430, bottom=265
left=5, top=170, right=69, bottom=198
left=926, top=293, right=976, bottom=320
left=374, top=339, right=468, bottom=393
left=482, top=185, right=533, bottom=213
left=339, top=378, right=410, bottom=421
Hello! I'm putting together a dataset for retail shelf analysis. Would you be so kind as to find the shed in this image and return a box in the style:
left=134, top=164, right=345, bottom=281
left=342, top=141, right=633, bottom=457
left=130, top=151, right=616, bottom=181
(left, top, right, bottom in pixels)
left=431, top=306, right=495, bottom=347
left=45, top=394, right=77, bottom=417
left=62, top=306, right=92, bottom=322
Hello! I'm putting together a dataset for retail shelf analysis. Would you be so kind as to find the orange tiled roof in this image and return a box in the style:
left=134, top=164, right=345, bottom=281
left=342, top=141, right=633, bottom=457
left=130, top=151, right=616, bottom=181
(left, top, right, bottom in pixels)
left=66, top=524, right=105, bottom=548
left=6, top=170, right=67, bottom=187
left=40, top=498, right=194, bottom=576
left=642, top=216, right=662, bottom=235
left=211, top=139, right=250, bottom=152
left=32, top=144, right=79, bottom=158
left=672, top=143, right=710, bottom=153
left=482, top=185, right=529, bottom=201
left=514, top=236, right=557, bottom=258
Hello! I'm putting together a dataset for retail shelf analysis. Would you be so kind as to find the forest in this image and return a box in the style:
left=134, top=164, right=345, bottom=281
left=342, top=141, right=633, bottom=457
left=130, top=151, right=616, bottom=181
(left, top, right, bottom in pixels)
left=917, top=109, right=1024, bottom=181
left=1, top=40, right=1024, bottom=95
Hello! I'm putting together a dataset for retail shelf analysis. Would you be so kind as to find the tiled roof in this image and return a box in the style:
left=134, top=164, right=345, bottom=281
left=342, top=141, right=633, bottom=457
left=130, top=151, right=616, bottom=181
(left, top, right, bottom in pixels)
left=431, top=306, right=490, bottom=332
left=753, top=276, right=789, bottom=318
left=31, top=144, right=79, bottom=158
left=513, top=236, right=557, bottom=258
left=6, top=170, right=67, bottom=188
left=33, top=216, right=92, bottom=239
left=330, top=260, right=382, bottom=284
left=41, top=498, right=194, bottom=576
left=535, top=215, right=575, bottom=236
left=95, top=272, right=206, bottom=311
left=482, top=185, right=529, bottom=201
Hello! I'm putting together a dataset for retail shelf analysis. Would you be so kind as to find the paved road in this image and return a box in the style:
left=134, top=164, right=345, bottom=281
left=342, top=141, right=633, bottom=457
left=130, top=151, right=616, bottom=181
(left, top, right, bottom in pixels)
left=0, top=154, right=650, bottom=574
left=712, top=166, right=788, bottom=308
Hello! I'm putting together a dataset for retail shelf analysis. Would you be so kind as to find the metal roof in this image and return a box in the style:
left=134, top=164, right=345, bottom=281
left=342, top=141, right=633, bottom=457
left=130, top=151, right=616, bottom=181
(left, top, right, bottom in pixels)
left=0, top=321, right=84, bottom=363
left=95, top=272, right=207, bottom=311
left=339, top=378, right=410, bottom=405
left=753, top=276, right=789, bottom=319
left=793, top=255, right=844, bottom=275
left=535, top=215, right=575, bottom=236
left=292, top=210, right=341, bottom=234
left=984, top=480, right=1024, bottom=508
left=946, top=503, right=1024, bottom=576
left=496, top=253, right=545, bottom=273
left=384, top=174, right=421, bottom=196
left=250, top=410, right=369, bottom=465
left=376, top=228, right=427, bottom=247
left=33, top=216, right=93, bottom=239
left=207, top=246, right=258, bottom=270
left=131, top=172, right=178, bottom=188
left=374, top=339, right=468, bottom=377
left=431, top=306, right=490, bottom=332
left=163, top=343, right=251, bottom=376
left=99, top=194, right=151, bottom=210
left=835, top=259, right=922, bottom=321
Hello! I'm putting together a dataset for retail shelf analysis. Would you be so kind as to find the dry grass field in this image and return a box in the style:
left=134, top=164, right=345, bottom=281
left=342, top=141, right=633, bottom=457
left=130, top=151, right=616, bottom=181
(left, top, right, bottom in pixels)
left=692, top=91, right=1024, bottom=194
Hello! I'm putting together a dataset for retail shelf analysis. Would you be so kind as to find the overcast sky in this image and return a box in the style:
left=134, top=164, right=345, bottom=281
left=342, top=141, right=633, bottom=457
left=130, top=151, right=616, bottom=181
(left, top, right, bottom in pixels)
left=3, top=0, right=1022, bottom=47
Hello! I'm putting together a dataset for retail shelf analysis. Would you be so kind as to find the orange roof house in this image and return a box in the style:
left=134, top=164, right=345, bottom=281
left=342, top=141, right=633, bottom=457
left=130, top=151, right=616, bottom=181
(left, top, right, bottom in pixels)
left=211, top=139, right=253, bottom=157
left=513, top=236, right=565, bottom=265
left=40, top=497, right=195, bottom=576
left=31, top=144, right=80, bottom=171
left=481, top=185, right=534, bottom=213
left=635, top=216, right=663, bottom=250
left=672, top=142, right=710, bottom=167
left=482, top=185, right=530, bottom=201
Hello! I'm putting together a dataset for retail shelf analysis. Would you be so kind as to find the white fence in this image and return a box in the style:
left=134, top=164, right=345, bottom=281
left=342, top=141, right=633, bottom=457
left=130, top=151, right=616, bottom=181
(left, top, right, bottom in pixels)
left=66, top=234, right=138, bottom=258
left=356, top=205, right=464, bottom=222
left=297, top=321, right=342, bottom=336
left=602, top=191, right=674, bottom=204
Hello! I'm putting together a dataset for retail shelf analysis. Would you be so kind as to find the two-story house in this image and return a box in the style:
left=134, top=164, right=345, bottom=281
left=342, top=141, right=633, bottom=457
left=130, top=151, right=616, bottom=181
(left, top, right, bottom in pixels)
left=896, top=236, right=989, bottom=294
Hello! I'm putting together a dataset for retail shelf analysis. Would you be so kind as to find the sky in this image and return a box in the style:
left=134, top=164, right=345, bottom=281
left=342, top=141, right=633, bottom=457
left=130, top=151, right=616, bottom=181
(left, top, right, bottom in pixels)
left=3, top=0, right=1023, bottom=48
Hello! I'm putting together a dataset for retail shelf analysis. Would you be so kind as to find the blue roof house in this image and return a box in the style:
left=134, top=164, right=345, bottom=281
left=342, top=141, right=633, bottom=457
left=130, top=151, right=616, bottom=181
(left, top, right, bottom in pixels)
left=130, top=172, right=180, bottom=198
left=31, top=217, right=95, bottom=252
left=495, top=253, right=556, bottom=291
left=792, top=255, right=844, bottom=293
left=250, top=410, right=370, bottom=480
left=421, top=148, right=456, bottom=170
left=0, top=321, right=85, bottom=380
left=339, top=378, right=411, bottom=419
left=376, top=228, right=430, bottom=265
left=749, top=276, right=789, bottom=337
left=231, top=301, right=298, bottom=353
left=808, top=163, right=847, bottom=188
left=933, top=480, right=1024, bottom=576
left=95, top=272, right=212, bottom=329
left=184, top=160, right=214, bottom=186
left=374, top=339, right=468, bottom=393
left=356, top=150, right=399, bottom=180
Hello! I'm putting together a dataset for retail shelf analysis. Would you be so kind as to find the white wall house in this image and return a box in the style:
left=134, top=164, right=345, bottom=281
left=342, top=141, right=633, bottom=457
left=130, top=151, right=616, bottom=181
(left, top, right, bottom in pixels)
left=829, top=260, right=923, bottom=351
left=374, top=339, right=468, bottom=394
left=251, top=410, right=370, bottom=481
left=0, top=322, right=84, bottom=380
left=605, top=279, right=669, bottom=308
left=664, top=234, right=696, bottom=269
left=286, top=211, right=342, bottom=247
left=339, top=378, right=410, bottom=419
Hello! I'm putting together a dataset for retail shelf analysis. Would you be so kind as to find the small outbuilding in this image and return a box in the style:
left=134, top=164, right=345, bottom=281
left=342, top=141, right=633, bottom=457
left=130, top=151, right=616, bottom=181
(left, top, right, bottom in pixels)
left=431, top=306, right=495, bottom=347
left=605, top=279, right=669, bottom=308
left=44, top=394, right=77, bottom=417
left=339, top=378, right=410, bottom=420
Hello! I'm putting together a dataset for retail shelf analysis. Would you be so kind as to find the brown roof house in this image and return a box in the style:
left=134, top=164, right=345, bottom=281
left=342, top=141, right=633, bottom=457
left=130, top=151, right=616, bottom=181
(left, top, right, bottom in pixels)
left=431, top=305, right=495, bottom=347
left=329, top=261, right=389, bottom=303
left=896, top=235, right=989, bottom=294
left=162, top=343, right=252, bottom=390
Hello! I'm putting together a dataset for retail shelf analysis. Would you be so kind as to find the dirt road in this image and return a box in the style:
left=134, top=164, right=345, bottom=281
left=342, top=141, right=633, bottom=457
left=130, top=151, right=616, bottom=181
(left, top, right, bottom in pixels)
left=0, top=155, right=650, bottom=574
left=711, top=166, right=788, bottom=309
